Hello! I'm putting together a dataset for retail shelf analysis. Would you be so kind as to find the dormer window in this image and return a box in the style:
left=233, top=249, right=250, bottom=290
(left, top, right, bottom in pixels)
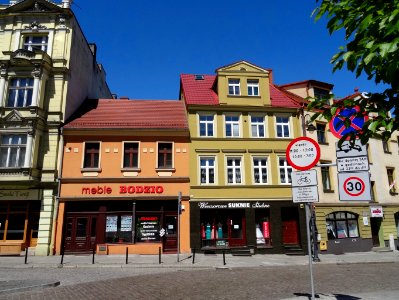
left=314, top=87, right=330, bottom=104
left=228, top=79, right=240, bottom=95
left=23, top=35, right=48, bottom=52
left=247, top=79, right=259, bottom=96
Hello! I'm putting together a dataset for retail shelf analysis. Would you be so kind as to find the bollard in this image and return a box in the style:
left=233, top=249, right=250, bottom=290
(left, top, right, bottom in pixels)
left=223, top=250, right=226, bottom=265
left=192, top=248, right=196, bottom=264
left=60, top=246, right=65, bottom=265
left=92, top=248, right=95, bottom=264
left=126, top=247, right=128, bottom=264
left=159, top=247, right=161, bottom=264
left=24, top=247, right=28, bottom=264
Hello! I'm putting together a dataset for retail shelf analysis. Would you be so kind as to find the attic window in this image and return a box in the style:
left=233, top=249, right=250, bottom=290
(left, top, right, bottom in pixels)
left=240, top=68, right=247, bottom=71
left=195, top=75, right=204, bottom=80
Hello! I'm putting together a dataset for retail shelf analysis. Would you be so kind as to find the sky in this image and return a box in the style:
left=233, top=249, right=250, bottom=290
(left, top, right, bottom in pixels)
left=69, top=0, right=384, bottom=100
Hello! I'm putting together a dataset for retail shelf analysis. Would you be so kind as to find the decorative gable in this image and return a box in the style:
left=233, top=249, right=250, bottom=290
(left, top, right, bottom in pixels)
left=216, top=60, right=269, bottom=74
left=3, top=0, right=64, bottom=14
left=4, top=109, right=23, bottom=122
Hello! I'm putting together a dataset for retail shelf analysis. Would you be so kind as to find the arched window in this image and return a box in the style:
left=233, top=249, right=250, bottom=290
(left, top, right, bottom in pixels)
left=326, top=212, right=359, bottom=240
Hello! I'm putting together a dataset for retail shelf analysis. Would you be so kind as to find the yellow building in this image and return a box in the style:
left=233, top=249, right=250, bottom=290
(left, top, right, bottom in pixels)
left=0, top=0, right=111, bottom=255
left=180, top=61, right=308, bottom=254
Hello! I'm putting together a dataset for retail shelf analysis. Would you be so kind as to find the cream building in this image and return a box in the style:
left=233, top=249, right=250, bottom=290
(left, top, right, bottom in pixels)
left=0, top=0, right=111, bottom=255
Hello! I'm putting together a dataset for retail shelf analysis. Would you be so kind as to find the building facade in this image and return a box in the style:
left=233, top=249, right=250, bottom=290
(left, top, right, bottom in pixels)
left=0, top=0, right=111, bottom=255
left=55, top=99, right=190, bottom=255
left=281, top=81, right=399, bottom=253
left=180, top=61, right=309, bottom=254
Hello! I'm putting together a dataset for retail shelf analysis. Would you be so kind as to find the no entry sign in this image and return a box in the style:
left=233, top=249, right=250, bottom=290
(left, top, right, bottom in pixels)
left=338, top=172, right=371, bottom=201
left=286, top=137, right=321, bottom=171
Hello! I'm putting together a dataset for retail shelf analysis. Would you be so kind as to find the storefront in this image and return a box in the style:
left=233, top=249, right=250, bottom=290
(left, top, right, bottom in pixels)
left=190, top=200, right=307, bottom=254
left=0, top=189, right=41, bottom=254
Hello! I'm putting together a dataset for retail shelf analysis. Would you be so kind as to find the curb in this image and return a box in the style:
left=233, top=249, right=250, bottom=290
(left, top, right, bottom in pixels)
left=0, top=281, right=60, bottom=295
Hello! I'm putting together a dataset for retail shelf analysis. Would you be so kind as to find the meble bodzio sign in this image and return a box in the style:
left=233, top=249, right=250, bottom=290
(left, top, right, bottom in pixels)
left=286, top=137, right=321, bottom=171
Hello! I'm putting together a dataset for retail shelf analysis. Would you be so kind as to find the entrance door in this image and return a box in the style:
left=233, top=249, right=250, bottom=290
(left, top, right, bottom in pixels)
left=163, top=215, right=177, bottom=253
left=64, top=215, right=97, bottom=252
left=370, top=217, right=382, bottom=247
left=282, top=207, right=300, bottom=245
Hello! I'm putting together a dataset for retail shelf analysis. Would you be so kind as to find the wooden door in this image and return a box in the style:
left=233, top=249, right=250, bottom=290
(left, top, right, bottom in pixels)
left=64, top=215, right=97, bottom=252
left=282, top=220, right=299, bottom=245
left=163, top=215, right=177, bottom=252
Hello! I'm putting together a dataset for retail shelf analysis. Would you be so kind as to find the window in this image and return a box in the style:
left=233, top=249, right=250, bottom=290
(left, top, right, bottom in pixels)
left=395, top=212, right=399, bottom=239
left=382, top=140, right=390, bottom=153
left=316, top=123, right=327, bottom=144
left=387, top=168, right=396, bottom=194
left=200, top=157, right=215, bottom=184
left=228, top=79, right=240, bottom=95
left=253, top=157, right=268, bottom=184
left=83, top=142, right=100, bottom=169
left=321, top=165, right=332, bottom=191
left=23, top=35, right=48, bottom=52
left=199, top=115, right=214, bottom=137
left=326, top=212, right=359, bottom=240
left=314, top=88, right=330, bottom=104
left=105, top=214, right=133, bottom=243
left=157, top=142, right=173, bottom=169
left=227, top=157, right=242, bottom=184
left=251, top=116, right=265, bottom=138
left=279, top=157, right=292, bottom=184
left=276, top=116, right=290, bottom=138
left=247, top=79, right=259, bottom=96
left=0, top=134, right=27, bottom=168
left=225, top=115, right=240, bottom=137
left=255, top=208, right=271, bottom=246
left=123, top=142, right=139, bottom=169
left=7, top=78, right=34, bottom=107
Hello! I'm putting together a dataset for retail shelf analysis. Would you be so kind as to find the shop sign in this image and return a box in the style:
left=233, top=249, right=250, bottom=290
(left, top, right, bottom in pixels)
left=136, top=216, right=160, bottom=242
left=81, top=185, right=164, bottom=195
left=0, top=189, right=40, bottom=200
left=370, top=206, right=383, bottom=218
left=198, top=202, right=270, bottom=209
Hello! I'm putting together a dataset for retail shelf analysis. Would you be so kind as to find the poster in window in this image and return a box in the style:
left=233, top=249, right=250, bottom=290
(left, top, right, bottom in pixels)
left=106, top=215, right=118, bottom=232
left=121, top=215, right=132, bottom=232
left=136, top=216, right=160, bottom=242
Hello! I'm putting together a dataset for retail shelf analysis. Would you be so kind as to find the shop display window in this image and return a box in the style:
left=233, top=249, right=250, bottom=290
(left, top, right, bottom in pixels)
left=255, top=209, right=272, bottom=247
left=105, top=214, right=133, bottom=243
left=136, top=215, right=160, bottom=242
left=326, top=211, right=359, bottom=240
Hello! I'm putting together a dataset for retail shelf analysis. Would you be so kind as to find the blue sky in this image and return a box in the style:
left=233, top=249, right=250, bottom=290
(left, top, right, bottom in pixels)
left=72, top=0, right=383, bottom=100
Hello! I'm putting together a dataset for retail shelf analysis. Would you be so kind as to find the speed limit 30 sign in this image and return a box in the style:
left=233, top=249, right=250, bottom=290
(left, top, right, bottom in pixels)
left=338, top=171, right=371, bottom=201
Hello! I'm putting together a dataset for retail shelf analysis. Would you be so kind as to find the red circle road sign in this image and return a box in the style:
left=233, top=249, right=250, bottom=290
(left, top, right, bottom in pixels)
left=286, top=137, right=321, bottom=171
left=343, top=176, right=365, bottom=196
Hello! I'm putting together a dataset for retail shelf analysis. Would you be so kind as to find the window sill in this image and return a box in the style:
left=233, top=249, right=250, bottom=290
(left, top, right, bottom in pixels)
left=323, top=189, right=335, bottom=193
left=81, top=168, right=101, bottom=172
left=121, top=168, right=141, bottom=172
left=318, top=142, right=329, bottom=146
left=155, top=168, right=175, bottom=172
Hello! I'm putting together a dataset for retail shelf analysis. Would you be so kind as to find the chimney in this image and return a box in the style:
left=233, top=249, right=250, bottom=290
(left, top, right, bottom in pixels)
left=354, top=87, right=359, bottom=93
left=62, top=0, right=73, bottom=8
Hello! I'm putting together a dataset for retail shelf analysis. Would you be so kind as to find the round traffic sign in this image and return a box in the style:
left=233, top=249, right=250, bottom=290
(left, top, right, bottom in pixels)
left=329, top=107, right=368, bottom=139
left=286, top=137, right=321, bottom=171
left=343, top=176, right=365, bottom=196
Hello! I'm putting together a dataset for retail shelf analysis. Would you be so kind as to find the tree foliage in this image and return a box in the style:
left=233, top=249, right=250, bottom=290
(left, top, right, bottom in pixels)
left=310, top=0, right=399, bottom=143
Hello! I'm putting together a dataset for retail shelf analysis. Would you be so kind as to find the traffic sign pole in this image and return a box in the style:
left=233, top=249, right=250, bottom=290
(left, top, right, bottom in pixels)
left=306, top=203, right=316, bottom=300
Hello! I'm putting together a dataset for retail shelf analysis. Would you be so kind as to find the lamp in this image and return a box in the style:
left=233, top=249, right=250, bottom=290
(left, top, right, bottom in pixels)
left=305, top=121, right=316, bottom=133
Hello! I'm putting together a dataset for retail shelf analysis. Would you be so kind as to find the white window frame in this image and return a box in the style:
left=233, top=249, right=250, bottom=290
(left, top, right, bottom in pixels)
left=0, top=134, right=27, bottom=168
left=226, top=156, right=243, bottom=185
left=247, top=79, right=259, bottom=96
left=15, top=30, right=53, bottom=56
left=250, top=114, right=266, bottom=138
left=23, top=35, right=48, bottom=52
left=198, top=113, right=215, bottom=137
left=122, top=141, right=140, bottom=169
left=199, top=156, right=216, bottom=185
left=156, top=141, right=174, bottom=169
left=225, top=114, right=241, bottom=137
left=252, top=156, right=269, bottom=184
left=82, top=141, right=101, bottom=169
left=7, top=78, right=34, bottom=107
left=279, top=157, right=292, bottom=184
left=275, top=115, right=291, bottom=138
left=228, top=79, right=240, bottom=96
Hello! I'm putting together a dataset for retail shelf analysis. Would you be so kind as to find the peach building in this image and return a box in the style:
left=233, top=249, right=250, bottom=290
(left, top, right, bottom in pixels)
left=55, top=99, right=190, bottom=255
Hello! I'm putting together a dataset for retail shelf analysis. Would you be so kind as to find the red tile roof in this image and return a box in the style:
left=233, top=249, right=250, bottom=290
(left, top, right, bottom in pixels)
left=64, top=99, right=188, bottom=130
left=180, top=74, right=219, bottom=105
left=270, top=84, right=302, bottom=108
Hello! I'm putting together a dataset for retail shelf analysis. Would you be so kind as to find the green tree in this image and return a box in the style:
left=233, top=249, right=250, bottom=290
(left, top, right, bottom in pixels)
left=310, top=0, right=399, bottom=143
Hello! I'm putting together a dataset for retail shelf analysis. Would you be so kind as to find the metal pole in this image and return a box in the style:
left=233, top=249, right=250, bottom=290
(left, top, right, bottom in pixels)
left=311, top=206, right=320, bottom=262
left=132, top=201, right=136, bottom=244
left=223, top=250, right=226, bottom=265
left=177, top=192, right=181, bottom=263
left=159, top=246, right=162, bottom=264
left=61, top=246, right=65, bottom=265
left=126, top=247, right=128, bottom=265
left=306, top=203, right=316, bottom=300
left=24, top=247, right=28, bottom=264
left=92, top=248, right=95, bottom=264
left=192, top=248, right=196, bottom=264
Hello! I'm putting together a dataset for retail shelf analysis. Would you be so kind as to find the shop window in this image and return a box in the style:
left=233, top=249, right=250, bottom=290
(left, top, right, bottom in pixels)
left=6, top=214, right=26, bottom=240
left=199, top=115, right=214, bottom=137
left=279, top=157, right=292, bottom=184
left=225, top=115, right=240, bottom=137
left=123, top=142, right=139, bottom=169
left=83, top=142, right=100, bottom=169
left=228, top=79, right=240, bottom=95
left=226, top=157, right=242, bottom=184
left=7, top=78, right=34, bottom=107
left=23, top=35, right=48, bottom=52
left=105, top=214, right=133, bottom=243
left=255, top=209, right=271, bottom=247
left=136, top=215, right=160, bottom=242
left=316, top=123, right=327, bottom=144
left=326, top=211, right=359, bottom=240
left=251, top=116, right=265, bottom=138
left=275, top=115, right=290, bottom=138
left=157, top=142, right=173, bottom=169
left=0, top=134, right=27, bottom=168
left=200, top=157, right=215, bottom=184
left=253, top=157, right=268, bottom=184
left=247, top=79, right=259, bottom=96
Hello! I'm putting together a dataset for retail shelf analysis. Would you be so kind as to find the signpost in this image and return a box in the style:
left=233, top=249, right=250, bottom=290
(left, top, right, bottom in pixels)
left=338, top=171, right=372, bottom=201
left=291, top=170, right=319, bottom=203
